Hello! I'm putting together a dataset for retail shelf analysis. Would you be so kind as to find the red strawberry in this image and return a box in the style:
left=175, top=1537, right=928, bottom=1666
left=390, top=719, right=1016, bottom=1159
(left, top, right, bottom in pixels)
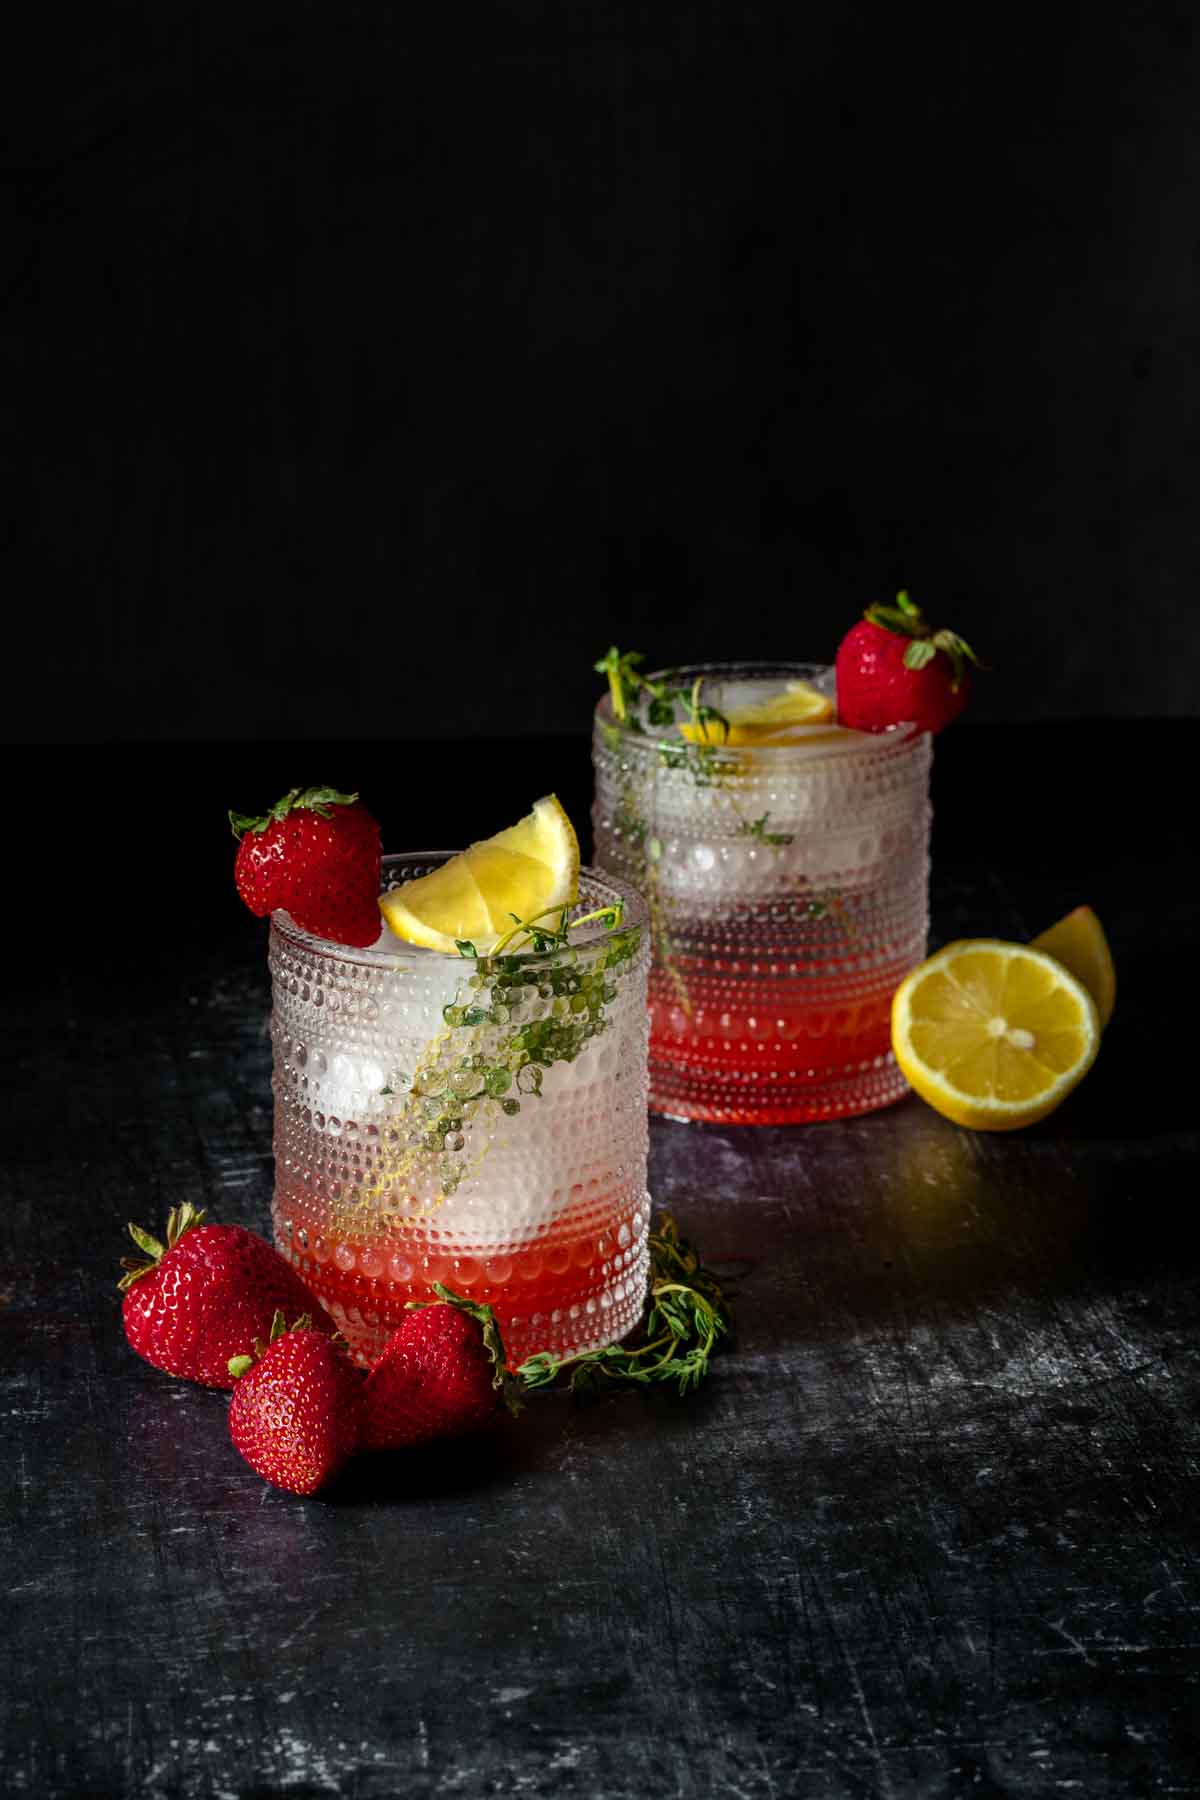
left=120, top=1203, right=331, bottom=1388
left=228, top=1313, right=363, bottom=1496
left=359, top=1286, right=520, bottom=1451
left=835, top=591, right=981, bottom=735
left=230, top=786, right=382, bottom=948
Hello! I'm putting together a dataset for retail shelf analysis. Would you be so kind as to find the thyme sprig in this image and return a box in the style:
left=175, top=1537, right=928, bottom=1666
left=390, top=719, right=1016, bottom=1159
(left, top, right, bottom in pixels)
left=594, top=646, right=731, bottom=745
left=596, top=645, right=804, bottom=851
left=424, top=908, right=639, bottom=1128
left=516, top=1213, right=733, bottom=1396
left=458, top=901, right=624, bottom=962
left=367, top=901, right=641, bottom=1213
left=737, top=811, right=795, bottom=848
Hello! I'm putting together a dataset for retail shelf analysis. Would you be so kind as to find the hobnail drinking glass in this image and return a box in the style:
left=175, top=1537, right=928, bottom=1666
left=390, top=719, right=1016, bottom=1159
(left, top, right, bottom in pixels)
left=591, top=661, right=932, bottom=1124
left=269, top=857, right=651, bottom=1367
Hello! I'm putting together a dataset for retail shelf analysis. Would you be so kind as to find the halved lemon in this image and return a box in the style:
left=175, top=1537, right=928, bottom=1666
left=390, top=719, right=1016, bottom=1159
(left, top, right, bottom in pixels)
left=891, top=940, right=1100, bottom=1131
left=679, top=679, right=836, bottom=746
left=1031, top=905, right=1116, bottom=1028
left=379, top=796, right=580, bottom=954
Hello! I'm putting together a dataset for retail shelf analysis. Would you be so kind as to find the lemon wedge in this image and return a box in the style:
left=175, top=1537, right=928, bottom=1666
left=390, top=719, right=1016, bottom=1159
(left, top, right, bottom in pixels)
left=891, top=940, right=1100, bottom=1131
left=379, top=796, right=580, bottom=954
left=1031, top=905, right=1115, bottom=1028
left=679, top=679, right=836, bottom=746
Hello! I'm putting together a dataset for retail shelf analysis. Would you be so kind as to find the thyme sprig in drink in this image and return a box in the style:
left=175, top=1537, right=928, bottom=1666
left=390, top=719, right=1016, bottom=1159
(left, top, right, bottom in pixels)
left=592, top=659, right=932, bottom=1124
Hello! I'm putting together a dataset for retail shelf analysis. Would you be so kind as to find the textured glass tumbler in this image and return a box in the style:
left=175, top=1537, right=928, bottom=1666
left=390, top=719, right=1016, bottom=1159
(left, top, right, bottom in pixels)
left=592, top=663, right=932, bottom=1125
left=270, top=858, right=651, bottom=1367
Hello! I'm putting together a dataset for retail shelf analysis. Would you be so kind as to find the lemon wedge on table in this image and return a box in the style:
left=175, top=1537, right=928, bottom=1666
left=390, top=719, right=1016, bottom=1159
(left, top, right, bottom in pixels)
left=678, top=679, right=836, bottom=746
left=379, top=796, right=580, bottom=954
left=891, top=940, right=1101, bottom=1131
left=1031, top=905, right=1116, bottom=1028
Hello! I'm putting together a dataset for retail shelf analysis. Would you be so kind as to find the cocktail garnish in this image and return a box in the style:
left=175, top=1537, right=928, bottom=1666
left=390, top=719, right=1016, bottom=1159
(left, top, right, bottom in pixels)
left=835, top=589, right=983, bottom=734
left=594, top=646, right=731, bottom=744
left=679, top=678, right=836, bottom=746
left=368, top=897, right=642, bottom=1211
left=230, top=786, right=383, bottom=948
left=379, top=795, right=580, bottom=955
left=737, top=811, right=795, bottom=847
left=436, top=899, right=637, bottom=1112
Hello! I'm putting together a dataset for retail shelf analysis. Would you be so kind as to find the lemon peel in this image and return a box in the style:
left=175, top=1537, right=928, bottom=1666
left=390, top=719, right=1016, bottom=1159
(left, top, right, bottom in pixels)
left=379, top=796, right=580, bottom=954
left=1031, top=905, right=1115, bottom=1029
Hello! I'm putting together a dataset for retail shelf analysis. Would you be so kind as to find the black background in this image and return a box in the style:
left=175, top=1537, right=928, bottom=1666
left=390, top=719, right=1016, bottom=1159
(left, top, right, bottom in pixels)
left=6, top=5, right=1198, bottom=745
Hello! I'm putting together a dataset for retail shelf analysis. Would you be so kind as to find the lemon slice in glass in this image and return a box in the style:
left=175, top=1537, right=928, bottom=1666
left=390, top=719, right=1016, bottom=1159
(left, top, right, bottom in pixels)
left=379, top=796, right=581, bottom=954
left=1031, top=905, right=1116, bottom=1028
left=679, top=679, right=836, bottom=746
left=891, top=940, right=1100, bottom=1130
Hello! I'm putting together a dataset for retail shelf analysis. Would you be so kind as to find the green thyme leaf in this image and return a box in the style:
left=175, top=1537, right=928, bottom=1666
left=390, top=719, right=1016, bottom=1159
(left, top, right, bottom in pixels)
left=737, top=812, right=794, bottom=848
left=514, top=1213, right=733, bottom=1397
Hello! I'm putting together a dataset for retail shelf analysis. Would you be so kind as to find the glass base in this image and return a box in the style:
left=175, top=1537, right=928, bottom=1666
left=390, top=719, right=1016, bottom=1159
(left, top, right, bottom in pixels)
left=648, top=1052, right=911, bottom=1125
left=275, top=1225, right=651, bottom=1370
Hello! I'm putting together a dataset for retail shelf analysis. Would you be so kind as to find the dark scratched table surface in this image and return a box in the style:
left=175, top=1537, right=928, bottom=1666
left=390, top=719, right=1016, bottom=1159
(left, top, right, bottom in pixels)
left=2, top=725, right=1198, bottom=1800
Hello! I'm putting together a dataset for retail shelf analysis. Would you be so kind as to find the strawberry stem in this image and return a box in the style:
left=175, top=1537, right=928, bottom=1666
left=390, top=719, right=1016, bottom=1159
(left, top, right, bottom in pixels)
left=865, top=591, right=981, bottom=691
left=863, top=589, right=930, bottom=638
left=117, top=1203, right=208, bottom=1290
left=226, top=1309, right=315, bottom=1380
left=229, top=787, right=360, bottom=841
left=407, top=1284, right=525, bottom=1417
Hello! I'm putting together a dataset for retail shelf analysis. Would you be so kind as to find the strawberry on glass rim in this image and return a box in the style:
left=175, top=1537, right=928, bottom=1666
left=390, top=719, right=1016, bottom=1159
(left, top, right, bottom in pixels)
left=835, top=590, right=981, bottom=735
left=230, top=785, right=382, bottom=948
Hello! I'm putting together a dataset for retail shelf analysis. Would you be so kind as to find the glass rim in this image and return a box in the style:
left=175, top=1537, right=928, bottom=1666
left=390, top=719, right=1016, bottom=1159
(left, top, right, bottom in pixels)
left=270, top=854, right=648, bottom=967
left=592, top=659, right=926, bottom=758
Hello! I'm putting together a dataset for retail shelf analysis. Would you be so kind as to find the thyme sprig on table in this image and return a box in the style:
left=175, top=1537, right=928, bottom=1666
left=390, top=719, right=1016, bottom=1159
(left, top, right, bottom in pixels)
left=516, top=1213, right=733, bottom=1396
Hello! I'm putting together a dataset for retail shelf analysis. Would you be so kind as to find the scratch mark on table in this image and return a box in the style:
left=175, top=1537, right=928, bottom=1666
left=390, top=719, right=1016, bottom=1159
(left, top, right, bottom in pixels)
left=1045, top=1617, right=1096, bottom=1666
left=277, top=1608, right=320, bottom=1652
left=827, top=1603, right=896, bottom=1800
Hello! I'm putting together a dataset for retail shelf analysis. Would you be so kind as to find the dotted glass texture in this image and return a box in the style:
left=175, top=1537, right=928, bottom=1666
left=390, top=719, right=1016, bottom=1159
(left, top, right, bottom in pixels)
left=591, top=663, right=932, bottom=1125
left=270, top=860, right=651, bottom=1367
